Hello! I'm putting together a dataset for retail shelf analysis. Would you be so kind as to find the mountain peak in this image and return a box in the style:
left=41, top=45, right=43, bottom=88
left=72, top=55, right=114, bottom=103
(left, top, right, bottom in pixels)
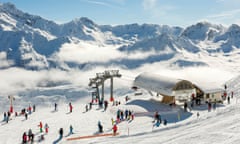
left=0, top=2, right=23, bottom=16
left=70, top=17, right=96, bottom=27
left=181, top=21, right=224, bottom=41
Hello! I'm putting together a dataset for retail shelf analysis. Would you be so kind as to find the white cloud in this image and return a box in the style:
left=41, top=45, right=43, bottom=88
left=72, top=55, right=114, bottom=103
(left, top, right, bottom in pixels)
left=55, top=42, right=123, bottom=63
left=54, top=42, right=162, bottom=63
left=142, top=0, right=157, bottom=10
left=126, top=49, right=158, bottom=60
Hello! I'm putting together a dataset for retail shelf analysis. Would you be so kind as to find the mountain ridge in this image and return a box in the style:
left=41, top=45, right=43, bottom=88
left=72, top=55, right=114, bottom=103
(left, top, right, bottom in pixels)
left=0, top=3, right=240, bottom=70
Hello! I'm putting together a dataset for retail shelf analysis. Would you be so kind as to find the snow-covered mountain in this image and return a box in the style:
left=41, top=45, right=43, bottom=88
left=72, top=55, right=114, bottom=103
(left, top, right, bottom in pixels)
left=0, top=2, right=240, bottom=70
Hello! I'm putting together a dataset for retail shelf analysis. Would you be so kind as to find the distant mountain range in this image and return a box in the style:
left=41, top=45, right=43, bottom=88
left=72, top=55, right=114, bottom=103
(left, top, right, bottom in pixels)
left=0, top=2, right=240, bottom=70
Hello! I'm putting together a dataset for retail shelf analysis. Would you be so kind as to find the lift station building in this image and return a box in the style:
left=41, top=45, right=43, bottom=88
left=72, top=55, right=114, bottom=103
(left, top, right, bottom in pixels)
left=133, top=72, right=224, bottom=104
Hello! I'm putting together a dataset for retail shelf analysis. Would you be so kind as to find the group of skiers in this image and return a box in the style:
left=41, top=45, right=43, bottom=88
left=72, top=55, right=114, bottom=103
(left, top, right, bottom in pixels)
left=116, top=109, right=134, bottom=123
left=153, top=111, right=167, bottom=128
left=2, top=104, right=36, bottom=124
left=11, top=96, right=134, bottom=144
left=3, top=111, right=11, bottom=123
left=22, top=121, right=49, bottom=143
left=97, top=120, right=118, bottom=135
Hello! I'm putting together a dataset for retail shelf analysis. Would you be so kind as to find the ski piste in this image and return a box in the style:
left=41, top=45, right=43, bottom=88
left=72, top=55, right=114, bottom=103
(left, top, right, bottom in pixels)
left=67, top=132, right=120, bottom=141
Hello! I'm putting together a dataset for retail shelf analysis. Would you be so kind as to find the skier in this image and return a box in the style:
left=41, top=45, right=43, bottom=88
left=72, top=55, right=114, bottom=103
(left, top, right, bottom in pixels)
left=197, top=112, right=200, bottom=119
left=153, top=111, right=159, bottom=122
left=3, top=112, right=6, bottom=122
left=208, top=102, right=212, bottom=112
left=131, top=111, right=134, bottom=121
left=128, top=110, right=132, bottom=121
left=125, top=109, right=129, bottom=120
left=184, top=102, right=188, bottom=112
left=28, top=129, right=33, bottom=142
left=44, top=123, right=49, bottom=134
left=33, top=104, right=36, bottom=112
left=153, top=119, right=161, bottom=127
left=25, top=112, right=28, bottom=120
left=111, top=118, right=115, bottom=125
left=22, top=132, right=27, bottom=144
left=227, top=96, right=230, bottom=104
left=104, top=100, right=108, bottom=111
left=125, top=95, right=129, bottom=102
left=120, top=110, right=124, bottom=121
left=59, top=128, right=63, bottom=139
left=231, top=91, right=234, bottom=99
left=38, top=121, right=43, bottom=133
left=7, top=111, right=11, bottom=119
left=69, top=125, right=74, bottom=135
left=112, top=124, right=118, bottom=135
left=163, top=119, right=167, bottom=126
left=54, top=103, right=58, bottom=111
left=98, top=121, right=103, bottom=133
left=28, top=105, right=32, bottom=114
left=6, top=114, right=9, bottom=123
left=69, top=102, right=73, bottom=113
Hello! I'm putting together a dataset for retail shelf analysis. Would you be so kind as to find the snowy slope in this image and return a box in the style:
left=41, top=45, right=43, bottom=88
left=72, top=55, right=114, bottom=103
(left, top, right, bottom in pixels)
left=1, top=81, right=240, bottom=144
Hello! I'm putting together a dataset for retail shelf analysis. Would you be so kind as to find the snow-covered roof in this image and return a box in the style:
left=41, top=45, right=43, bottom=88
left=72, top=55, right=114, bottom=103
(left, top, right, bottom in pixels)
left=133, top=72, right=187, bottom=96
left=193, top=81, right=224, bottom=94
left=134, top=72, right=224, bottom=96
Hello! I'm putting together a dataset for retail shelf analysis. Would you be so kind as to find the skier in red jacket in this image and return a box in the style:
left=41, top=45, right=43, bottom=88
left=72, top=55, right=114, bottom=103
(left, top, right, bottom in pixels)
left=69, top=103, right=73, bottom=113
left=112, top=124, right=118, bottom=135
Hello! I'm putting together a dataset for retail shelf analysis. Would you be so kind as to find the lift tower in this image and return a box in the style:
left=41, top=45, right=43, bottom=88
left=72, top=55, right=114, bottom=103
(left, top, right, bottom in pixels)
left=88, top=70, right=121, bottom=103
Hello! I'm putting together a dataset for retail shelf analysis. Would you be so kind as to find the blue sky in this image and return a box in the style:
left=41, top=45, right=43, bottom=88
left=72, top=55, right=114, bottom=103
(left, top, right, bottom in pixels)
left=1, top=0, right=240, bottom=27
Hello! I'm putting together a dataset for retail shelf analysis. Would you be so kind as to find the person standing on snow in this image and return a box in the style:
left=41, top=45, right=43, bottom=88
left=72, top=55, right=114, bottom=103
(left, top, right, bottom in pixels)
left=3, top=112, right=6, bottom=122
left=111, top=118, right=115, bottom=126
left=85, top=104, right=88, bottom=112
left=22, top=132, right=27, bottom=144
left=153, top=119, right=161, bottom=128
left=28, top=105, right=32, bottom=115
left=33, top=104, right=36, bottom=112
left=59, top=128, right=63, bottom=139
left=112, top=124, right=118, bottom=135
left=104, top=100, right=108, bottom=111
left=44, top=123, right=49, bottom=134
left=163, top=119, right=167, bottom=126
left=25, top=112, right=28, bottom=120
left=98, top=121, right=103, bottom=133
left=28, top=129, right=33, bottom=142
left=54, top=103, right=58, bottom=111
left=38, top=121, right=43, bottom=133
left=69, top=102, right=73, bottom=113
left=69, top=125, right=74, bottom=135
left=208, top=102, right=212, bottom=112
